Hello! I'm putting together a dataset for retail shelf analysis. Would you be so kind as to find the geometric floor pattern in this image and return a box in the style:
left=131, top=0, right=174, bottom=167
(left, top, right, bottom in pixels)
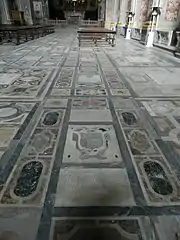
left=0, top=27, right=180, bottom=240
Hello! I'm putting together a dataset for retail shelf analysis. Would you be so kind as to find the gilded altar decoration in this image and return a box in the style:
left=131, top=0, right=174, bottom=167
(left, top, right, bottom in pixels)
left=165, top=0, right=180, bottom=21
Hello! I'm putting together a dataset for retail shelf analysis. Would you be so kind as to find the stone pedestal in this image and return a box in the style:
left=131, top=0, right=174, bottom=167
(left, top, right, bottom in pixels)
left=146, top=31, right=155, bottom=47
left=126, top=28, right=132, bottom=39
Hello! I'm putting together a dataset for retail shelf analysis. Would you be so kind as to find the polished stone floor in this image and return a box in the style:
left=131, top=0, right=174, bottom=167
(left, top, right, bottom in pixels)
left=0, top=27, right=180, bottom=240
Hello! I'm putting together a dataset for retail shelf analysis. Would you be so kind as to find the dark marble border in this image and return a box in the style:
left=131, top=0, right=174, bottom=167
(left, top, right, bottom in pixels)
left=36, top=98, right=72, bottom=240
left=53, top=205, right=180, bottom=217
left=36, top=46, right=79, bottom=240
left=95, top=51, right=146, bottom=206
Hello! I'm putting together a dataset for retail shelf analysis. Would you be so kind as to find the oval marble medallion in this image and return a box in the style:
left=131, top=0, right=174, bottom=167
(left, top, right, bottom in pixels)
left=14, top=161, right=43, bottom=197
left=122, top=112, right=137, bottom=125
left=144, top=161, right=173, bottom=195
left=43, top=112, right=59, bottom=126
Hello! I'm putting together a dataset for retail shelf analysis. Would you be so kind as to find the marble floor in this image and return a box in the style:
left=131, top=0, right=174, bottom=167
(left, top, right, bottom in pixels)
left=0, top=27, right=180, bottom=240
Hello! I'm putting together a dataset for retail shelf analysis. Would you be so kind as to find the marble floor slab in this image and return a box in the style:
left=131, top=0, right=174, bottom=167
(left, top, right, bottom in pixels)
left=55, top=167, right=135, bottom=206
left=0, top=28, right=180, bottom=240
left=70, top=109, right=112, bottom=122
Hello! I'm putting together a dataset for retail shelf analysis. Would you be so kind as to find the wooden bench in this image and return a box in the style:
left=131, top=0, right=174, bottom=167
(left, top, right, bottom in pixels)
left=0, top=25, right=55, bottom=45
left=77, top=27, right=116, bottom=47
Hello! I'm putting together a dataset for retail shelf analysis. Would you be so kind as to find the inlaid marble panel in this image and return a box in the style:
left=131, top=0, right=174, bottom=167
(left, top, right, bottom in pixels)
left=26, top=128, right=59, bottom=156
left=12, top=56, right=41, bottom=67
left=0, top=68, right=52, bottom=98
left=0, top=157, right=51, bottom=205
left=0, top=102, right=34, bottom=125
left=76, top=82, right=105, bottom=89
left=55, top=68, right=74, bottom=88
left=153, top=116, right=176, bottom=136
left=37, top=109, right=64, bottom=128
left=117, top=110, right=143, bottom=129
left=124, top=129, right=159, bottom=155
left=75, top=88, right=107, bottom=96
left=36, top=56, right=63, bottom=67
left=51, top=218, right=143, bottom=240
left=63, top=125, right=123, bottom=163
left=72, top=98, right=108, bottom=109
left=142, top=100, right=180, bottom=116
left=133, top=156, right=180, bottom=205
left=55, top=168, right=134, bottom=206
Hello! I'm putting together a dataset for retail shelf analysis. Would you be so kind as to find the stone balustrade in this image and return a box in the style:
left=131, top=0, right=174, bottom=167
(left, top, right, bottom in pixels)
left=131, top=28, right=142, bottom=40
left=154, top=30, right=173, bottom=46
left=118, top=26, right=175, bottom=48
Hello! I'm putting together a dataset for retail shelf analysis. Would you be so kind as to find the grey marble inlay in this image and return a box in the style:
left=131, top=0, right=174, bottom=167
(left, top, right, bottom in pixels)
left=124, top=129, right=159, bottom=155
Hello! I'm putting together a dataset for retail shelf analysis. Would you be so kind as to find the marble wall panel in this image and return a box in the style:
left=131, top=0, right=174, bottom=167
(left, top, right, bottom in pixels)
left=165, top=0, right=180, bottom=21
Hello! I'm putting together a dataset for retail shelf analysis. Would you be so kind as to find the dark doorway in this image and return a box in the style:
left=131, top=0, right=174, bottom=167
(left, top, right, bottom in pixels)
left=48, top=0, right=65, bottom=20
